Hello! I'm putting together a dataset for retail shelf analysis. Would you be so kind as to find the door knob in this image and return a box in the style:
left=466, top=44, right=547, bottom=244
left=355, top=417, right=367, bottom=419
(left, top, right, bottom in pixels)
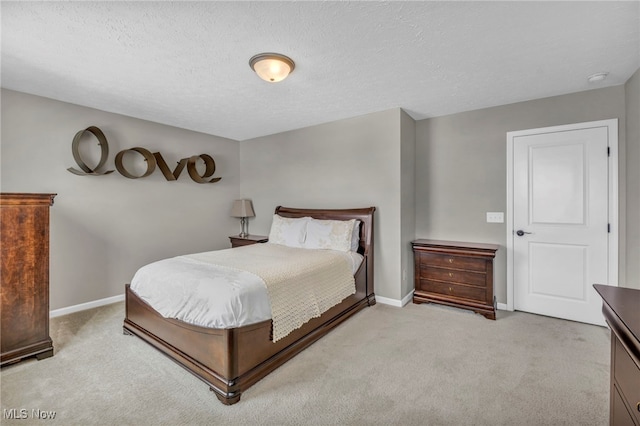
left=516, top=230, right=532, bottom=236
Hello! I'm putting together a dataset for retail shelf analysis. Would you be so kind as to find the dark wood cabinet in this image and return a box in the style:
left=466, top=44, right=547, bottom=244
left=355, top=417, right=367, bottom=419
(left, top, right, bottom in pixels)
left=1, top=193, right=56, bottom=366
left=412, top=239, right=499, bottom=320
left=594, top=284, right=640, bottom=426
left=229, top=234, right=268, bottom=248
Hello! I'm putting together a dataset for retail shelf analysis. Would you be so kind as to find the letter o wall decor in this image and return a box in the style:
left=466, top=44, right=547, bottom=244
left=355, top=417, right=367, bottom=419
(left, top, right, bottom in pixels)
left=115, top=147, right=157, bottom=179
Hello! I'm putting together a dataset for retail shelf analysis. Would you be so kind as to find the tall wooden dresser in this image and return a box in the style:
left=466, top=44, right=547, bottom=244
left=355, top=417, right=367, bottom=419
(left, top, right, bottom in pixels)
left=412, top=239, right=499, bottom=320
left=594, top=284, right=640, bottom=426
left=1, top=193, right=56, bottom=366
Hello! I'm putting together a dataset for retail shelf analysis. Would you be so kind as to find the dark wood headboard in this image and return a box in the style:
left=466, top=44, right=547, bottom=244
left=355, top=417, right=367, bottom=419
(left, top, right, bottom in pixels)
left=274, top=206, right=375, bottom=255
left=274, top=205, right=376, bottom=297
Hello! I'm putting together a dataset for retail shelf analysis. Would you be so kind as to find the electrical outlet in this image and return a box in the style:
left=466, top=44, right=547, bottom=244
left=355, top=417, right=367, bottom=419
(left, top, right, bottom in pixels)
left=486, top=212, right=504, bottom=223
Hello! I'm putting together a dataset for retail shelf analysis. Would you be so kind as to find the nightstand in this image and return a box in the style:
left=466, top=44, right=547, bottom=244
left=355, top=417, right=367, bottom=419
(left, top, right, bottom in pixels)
left=412, top=239, right=499, bottom=320
left=229, top=235, right=268, bottom=248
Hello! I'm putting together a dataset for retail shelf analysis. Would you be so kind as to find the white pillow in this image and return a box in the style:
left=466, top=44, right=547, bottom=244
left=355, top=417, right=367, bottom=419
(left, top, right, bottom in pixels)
left=268, top=215, right=309, bottom=248
left=304, top=218, right=356, bottom=252
left=351, top=220, right=361, bottom=252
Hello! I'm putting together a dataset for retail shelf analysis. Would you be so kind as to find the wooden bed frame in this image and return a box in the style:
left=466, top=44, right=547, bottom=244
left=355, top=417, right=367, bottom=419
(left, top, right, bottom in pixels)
left=123, top=206, right=376, bottom=405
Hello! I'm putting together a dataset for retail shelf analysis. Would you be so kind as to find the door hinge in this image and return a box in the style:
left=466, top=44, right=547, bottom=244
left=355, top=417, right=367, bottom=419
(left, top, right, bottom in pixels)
left=608, top=223, right=611, bottom=233
left=607, top=147, right=610, bottom=157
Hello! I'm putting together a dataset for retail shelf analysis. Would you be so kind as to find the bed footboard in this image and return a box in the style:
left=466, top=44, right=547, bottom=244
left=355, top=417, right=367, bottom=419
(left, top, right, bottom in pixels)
left=124, top=283, right=371, bottom=404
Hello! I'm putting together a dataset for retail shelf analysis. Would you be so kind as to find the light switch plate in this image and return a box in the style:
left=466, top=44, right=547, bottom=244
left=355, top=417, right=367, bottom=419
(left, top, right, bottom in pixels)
left=486, top=212, right=504, bottom=223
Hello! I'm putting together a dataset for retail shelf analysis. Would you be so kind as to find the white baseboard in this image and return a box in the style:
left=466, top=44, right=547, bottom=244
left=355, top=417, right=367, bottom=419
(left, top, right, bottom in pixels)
left=50, top=294, right=125, bottom=318
left=376, top=292, right=510, bottom=312
left=375, top=291, right=414, bottom=308
left=49, top=294, right=509, bottom=318
left=400, top=291, right=414, bottom=307
left=374, top=295, right=402, bottom=307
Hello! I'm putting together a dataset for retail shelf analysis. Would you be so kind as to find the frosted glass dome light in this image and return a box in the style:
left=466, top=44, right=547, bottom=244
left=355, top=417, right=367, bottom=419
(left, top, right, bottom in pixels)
left=249, top=53, right=295, bottom=83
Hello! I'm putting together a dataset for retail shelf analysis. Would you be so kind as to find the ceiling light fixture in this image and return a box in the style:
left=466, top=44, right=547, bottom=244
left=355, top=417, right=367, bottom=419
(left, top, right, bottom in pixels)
left=587, top=72, right=609, bottom=84
left=249, top=53, right=295, bottom=83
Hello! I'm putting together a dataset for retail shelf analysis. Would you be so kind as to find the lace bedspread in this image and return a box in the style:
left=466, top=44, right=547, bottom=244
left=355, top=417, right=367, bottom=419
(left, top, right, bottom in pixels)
left=187, top=243, right=356, bottom=342
left=131, top=243, right=357, bottom=342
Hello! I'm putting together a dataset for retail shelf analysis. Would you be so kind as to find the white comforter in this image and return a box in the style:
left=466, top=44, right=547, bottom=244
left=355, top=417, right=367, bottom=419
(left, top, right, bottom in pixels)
left=129, top=243, right=363, bottom=330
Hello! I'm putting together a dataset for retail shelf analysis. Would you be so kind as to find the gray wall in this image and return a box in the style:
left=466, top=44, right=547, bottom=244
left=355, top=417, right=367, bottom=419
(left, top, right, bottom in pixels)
left=240, top=109, right=410, bottom=301
left=400, top=110, right=416, bottom=300
left=3, top=76, right=637, bottom=311
left=415, top=85, right=633, bottom=304
left=626, top=68, right=640, bottom=286
left=1, top=89, right=240, bottom=310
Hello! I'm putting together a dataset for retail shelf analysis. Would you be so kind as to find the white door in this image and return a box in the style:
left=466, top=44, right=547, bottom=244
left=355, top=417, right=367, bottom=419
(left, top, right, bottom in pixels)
left=507, top=120, right=618, bottom=326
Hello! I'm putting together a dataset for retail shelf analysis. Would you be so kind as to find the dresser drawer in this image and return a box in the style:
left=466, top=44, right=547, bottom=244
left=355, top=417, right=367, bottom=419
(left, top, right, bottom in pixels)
left=419, top=266, right=486, bottom=287
left=614, top=338, right=640, bottom=424
left=417, top=252, right=486, bottom=272
left=613, top=385, right=637, bottom=426
left=418, top=279, right=485, bottom=302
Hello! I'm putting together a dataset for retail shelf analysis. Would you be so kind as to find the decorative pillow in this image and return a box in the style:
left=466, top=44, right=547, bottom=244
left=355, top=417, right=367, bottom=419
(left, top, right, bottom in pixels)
left=304, top=218, right=356, bottom=252
left=268, top=215, right=309, bottom=248
left=351, top=220, right=361, bottom=252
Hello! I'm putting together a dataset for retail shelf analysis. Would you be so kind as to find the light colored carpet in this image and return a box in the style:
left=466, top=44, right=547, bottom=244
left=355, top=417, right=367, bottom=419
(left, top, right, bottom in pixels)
left=1, top=301, right=610, bottom=425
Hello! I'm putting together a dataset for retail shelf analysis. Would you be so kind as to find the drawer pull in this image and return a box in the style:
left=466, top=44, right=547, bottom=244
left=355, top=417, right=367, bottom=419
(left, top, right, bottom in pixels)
left=448, top=272, right=454, bottom=277
left=448, top=258, right=454, bottom=263
left=637, top=401, right=640, bottom=413
left=449, top=287, right=452, bottom=292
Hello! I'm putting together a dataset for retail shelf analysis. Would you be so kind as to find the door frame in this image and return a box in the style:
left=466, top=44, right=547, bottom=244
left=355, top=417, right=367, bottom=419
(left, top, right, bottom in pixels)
left=506, top=119, right=618, bottom=311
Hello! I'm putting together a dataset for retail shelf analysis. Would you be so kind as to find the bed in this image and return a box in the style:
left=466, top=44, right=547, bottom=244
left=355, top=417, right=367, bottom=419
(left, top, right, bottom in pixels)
left=123, top=206, right=376, bottom=405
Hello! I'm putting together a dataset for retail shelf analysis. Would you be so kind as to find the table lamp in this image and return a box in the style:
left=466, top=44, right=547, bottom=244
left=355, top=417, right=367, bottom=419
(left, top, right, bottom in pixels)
left=231, top=199, right=255, bottom=238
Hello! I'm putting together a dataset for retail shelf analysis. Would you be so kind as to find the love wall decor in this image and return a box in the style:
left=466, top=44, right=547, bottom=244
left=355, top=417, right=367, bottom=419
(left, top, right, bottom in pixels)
left=67, top=126, right=222, bottom=184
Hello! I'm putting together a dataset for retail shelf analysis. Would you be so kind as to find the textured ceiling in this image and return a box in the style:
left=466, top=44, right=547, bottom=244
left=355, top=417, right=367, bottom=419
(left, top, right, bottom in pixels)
left=2, top=1, right=639, bottom=141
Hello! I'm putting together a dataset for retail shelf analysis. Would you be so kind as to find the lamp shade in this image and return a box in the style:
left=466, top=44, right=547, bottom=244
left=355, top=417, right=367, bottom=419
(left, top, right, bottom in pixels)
left=249, top=53, right=295, bottom=83
left=231, top=199, right=255, bottom=218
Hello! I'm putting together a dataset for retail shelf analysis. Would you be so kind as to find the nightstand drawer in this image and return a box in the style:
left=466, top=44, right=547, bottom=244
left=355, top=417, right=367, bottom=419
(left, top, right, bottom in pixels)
left=418, top=252, right=486, bottom=273
left=232, top=239, right=258, bottom=247
left=419, top=266, right=486, bottom=287
left=229, top=235, right=268, bottom=248
left=418, top=279, right=485, bottom=302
